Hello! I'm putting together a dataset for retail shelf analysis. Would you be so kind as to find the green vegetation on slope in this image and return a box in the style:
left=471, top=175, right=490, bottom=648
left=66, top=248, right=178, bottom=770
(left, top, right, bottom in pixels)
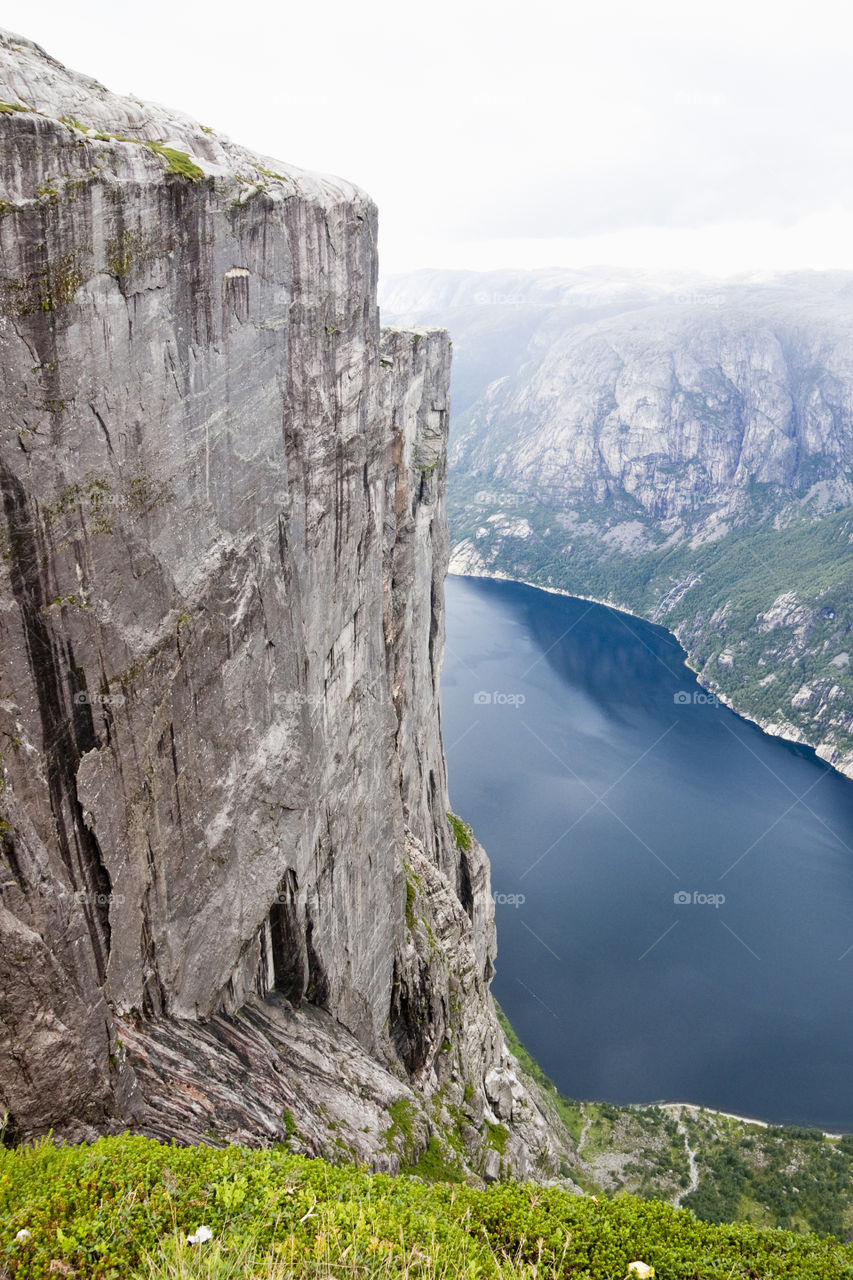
left=680, top=1113, right=853, bottom=1238
left=4, top=1134, right=853, bottom=1280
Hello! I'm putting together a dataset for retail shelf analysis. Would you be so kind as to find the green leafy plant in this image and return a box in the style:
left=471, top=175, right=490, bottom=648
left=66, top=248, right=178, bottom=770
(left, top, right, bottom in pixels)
left=3, top=1135, right=853, bottom=1279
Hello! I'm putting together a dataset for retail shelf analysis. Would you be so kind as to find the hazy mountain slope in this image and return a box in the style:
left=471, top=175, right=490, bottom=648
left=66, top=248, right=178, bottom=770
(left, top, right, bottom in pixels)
left=382, top=269, right=853, bottom=776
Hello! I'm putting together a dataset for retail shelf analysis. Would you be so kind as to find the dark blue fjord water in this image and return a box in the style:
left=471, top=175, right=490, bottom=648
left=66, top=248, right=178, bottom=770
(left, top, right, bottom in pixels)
left=442, top=575, right=853, bottom=1131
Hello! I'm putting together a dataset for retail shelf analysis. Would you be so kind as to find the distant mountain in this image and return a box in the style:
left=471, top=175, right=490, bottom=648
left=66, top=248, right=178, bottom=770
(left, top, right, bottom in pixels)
left=382, top=269, right=853, bottom=776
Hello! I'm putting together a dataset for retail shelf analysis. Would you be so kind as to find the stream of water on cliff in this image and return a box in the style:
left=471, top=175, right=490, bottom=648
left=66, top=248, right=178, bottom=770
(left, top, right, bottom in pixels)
left=442, top=574, right=853, bottom=1130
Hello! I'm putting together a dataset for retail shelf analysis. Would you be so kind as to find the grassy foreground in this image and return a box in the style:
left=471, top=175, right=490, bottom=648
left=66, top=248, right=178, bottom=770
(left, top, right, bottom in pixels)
left=3, top=1135, right=853, bottom=1279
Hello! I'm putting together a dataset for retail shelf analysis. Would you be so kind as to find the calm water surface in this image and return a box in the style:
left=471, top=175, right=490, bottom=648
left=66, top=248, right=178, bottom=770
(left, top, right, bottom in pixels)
left=442, top=575, right=853, bottom=1130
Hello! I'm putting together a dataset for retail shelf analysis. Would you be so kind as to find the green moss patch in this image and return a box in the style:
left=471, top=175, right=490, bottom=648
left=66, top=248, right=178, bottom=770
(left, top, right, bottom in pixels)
left=447, top=811, right=473, bottom=852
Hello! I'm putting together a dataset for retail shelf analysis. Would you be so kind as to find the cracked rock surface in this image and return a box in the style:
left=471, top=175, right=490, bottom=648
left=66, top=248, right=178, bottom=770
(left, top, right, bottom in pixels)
left=0, top=31, right=575, bottom=1181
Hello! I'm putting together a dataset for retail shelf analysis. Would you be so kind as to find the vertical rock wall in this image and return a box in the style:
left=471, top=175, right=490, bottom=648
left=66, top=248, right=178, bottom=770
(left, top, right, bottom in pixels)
left=0, top=30, right=574, bottom=1180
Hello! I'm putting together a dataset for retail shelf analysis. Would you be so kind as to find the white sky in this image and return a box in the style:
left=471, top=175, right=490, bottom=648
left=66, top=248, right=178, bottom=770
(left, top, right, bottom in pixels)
left=6, top=0, right=853, bottom=277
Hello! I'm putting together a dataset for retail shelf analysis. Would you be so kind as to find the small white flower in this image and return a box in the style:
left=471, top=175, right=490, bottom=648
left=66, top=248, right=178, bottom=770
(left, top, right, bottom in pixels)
left=15, top=1229, right=32, bottom=1242
left=187, top=1225, right=213, bottom=1245
left=627, top=1264, right=655, bottom=1279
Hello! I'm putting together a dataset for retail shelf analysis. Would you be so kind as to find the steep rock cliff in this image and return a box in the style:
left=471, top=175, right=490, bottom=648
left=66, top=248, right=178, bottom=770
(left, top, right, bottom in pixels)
left=0, top=33, right=574, bottom=1180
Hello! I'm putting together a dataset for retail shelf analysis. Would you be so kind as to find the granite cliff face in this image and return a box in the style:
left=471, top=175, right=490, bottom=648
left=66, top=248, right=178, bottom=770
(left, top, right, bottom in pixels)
left=0, top=34, right=575, bottom=1181
left=383, top=269, right=853, bottom=777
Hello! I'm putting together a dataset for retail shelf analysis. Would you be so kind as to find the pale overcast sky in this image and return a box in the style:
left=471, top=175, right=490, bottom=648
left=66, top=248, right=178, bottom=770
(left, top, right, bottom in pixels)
left=6, top=0, right=853, bottom=276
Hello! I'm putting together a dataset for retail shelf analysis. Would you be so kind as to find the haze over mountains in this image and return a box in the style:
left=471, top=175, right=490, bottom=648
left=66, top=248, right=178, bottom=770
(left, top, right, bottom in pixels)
left=382, top=268, right=853, bottom=777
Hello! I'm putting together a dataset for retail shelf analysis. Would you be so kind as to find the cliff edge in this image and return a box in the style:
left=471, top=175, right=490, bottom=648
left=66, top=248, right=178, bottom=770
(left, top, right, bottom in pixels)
left=0, top=31, right=574, bottom=1182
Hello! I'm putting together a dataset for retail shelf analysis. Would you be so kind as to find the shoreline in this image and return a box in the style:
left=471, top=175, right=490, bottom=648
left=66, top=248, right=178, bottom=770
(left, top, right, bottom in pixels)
left=658, top=1101, right=844, bottom=1140
left=446, top=564, right=853, bottom=784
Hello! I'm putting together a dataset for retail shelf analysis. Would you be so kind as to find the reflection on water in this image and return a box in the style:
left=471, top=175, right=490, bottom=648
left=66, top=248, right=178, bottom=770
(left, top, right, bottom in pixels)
left=442, top=575, right=853, bottom=1130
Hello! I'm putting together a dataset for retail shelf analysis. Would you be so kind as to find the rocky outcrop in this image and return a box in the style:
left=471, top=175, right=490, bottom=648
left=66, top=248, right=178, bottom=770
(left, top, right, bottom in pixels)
left=384, top=268, right=853, bottom=778
left=0, top=33, right=575, bottom=1179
